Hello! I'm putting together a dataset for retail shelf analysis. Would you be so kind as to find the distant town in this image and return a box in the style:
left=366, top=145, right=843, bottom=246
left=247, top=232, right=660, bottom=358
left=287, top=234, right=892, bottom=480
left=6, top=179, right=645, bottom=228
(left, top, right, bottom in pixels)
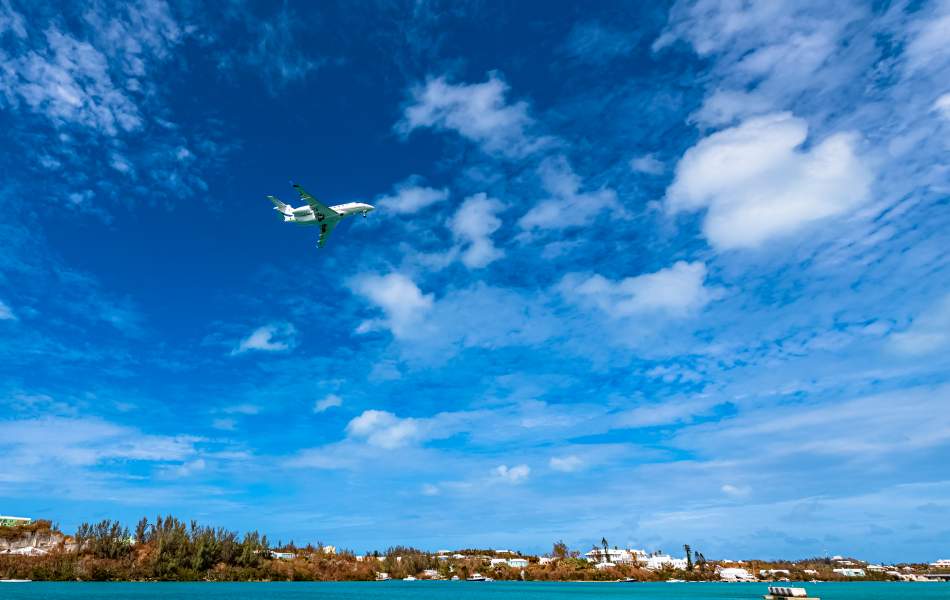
left=1, top=514, right=948, bottom=582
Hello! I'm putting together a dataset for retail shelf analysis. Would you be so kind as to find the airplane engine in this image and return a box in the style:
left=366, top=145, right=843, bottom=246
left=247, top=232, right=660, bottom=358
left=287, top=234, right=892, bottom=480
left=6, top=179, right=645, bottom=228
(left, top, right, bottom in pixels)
left=292, top=206, right=311, bottom=217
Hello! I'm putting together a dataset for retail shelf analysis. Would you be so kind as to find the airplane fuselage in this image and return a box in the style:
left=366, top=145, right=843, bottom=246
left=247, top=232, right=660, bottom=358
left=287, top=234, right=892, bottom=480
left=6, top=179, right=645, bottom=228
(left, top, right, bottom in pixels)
left=284, top=202, right=375, bottom=225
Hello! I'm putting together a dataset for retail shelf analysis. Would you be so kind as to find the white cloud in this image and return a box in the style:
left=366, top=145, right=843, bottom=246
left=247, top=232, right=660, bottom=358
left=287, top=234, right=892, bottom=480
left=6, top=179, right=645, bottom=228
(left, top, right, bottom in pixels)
left=666, top=112, right=872, bottom=250
left=350, top=273, right=433, bottom=338
left=518, top=156, right=620, bottom=231
left=690, top=89, right=772, bottom=127
left=492, top=464, right=530, bottom=483
left=398, top=73, right=540, bottom=157
left=549, top=455, right=584, bottom=472
left=0, top=300, right=16, bottom=320
left=721, top=483, right=751, bottom=497
left=376, top=177, right=449, bottom=214
left=314, top=393, right=343, bottom=413
left=211, top=418, right=236, bottom=431
left=890, top=293, right=950, bottom=355
left=560, top=261, right=721, bottom=317
left=630, top=153, right=664, bottom=175
left=1, top=29, right=143, bottom=136
left=221, top=403, right=260, bottom=415
left=231, top=322, right=297, bottom=355
left=933, top=93, right=950, bottom=121
left=450, top=193, right=505, bottom=268
left=345, top=410, right=429, bottom=449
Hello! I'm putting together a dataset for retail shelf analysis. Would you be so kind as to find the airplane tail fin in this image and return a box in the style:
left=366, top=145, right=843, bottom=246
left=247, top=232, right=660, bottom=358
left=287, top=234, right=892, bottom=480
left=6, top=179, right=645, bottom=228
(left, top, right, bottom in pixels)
left=268, top=195, right=292, bottom=216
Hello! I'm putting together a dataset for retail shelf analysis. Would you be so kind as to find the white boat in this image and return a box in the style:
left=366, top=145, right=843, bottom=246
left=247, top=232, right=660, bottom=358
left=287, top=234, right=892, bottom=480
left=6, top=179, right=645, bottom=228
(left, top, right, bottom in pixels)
left=466, top=573, right=493, bottom=581
left=451, top=575, right=460, bottom=580
left=0, top=579, right=32, bottom=583
left=403, top=576, right=418, bottom=581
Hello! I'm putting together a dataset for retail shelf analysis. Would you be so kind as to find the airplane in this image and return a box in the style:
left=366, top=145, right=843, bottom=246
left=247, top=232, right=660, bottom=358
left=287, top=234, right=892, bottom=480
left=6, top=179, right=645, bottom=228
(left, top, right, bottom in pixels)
left=267, top=182, right=375, bottom=247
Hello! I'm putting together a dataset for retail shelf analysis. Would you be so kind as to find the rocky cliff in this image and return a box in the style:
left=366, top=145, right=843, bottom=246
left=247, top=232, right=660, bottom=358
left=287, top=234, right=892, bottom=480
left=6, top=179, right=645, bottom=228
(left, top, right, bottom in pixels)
left=0, top=526, right=74, bottom=556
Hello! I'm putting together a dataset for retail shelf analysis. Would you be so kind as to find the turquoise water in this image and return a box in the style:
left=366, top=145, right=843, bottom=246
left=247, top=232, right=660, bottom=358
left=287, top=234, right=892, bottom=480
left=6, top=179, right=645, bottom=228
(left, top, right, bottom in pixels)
left=0, top=581, right=947, bottom=600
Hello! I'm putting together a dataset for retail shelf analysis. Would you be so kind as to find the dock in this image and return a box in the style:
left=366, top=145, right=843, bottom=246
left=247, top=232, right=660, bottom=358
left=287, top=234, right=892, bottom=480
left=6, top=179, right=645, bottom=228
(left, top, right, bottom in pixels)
left=763, top=586, right=819, bottom=600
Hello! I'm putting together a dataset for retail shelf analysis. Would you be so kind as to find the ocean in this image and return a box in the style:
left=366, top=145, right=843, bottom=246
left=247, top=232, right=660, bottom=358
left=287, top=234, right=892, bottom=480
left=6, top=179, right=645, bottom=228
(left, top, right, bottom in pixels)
left=0, top=581, right=946, bottom=600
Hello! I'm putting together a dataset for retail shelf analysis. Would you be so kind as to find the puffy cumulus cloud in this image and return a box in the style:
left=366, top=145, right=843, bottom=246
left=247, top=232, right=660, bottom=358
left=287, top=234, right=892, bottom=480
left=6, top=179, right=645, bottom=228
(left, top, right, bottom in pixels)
left=314, top=393, right=343, bottom=413
left=349, top=272, right=434, bottom=339
left=0, top=299, right=15, bottom=320
left=665, top=113, right=872, bottom=250
left=231, top=322, right=297, bottom=355
left=397, top=73, right=541, bottom=157
left=449, top=193, right=505, bottom=268
left=376, top=176, right=449, bottom=214
left=518, top=156, right=620, bottom=231
left=890, top=293, right=950, bottom=355
left=560, top=261, right=721, bottom=318
left=345, top=409, right=467, bottom=449
left=549, top=455, right=583, bottom=472
left=492, top=463, right=530, bottom=483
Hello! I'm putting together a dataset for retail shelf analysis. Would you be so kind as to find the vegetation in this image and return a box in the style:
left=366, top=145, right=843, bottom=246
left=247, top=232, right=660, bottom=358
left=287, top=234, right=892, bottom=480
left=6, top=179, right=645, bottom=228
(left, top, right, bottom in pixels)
left=0, top=520, right=925, bottom=582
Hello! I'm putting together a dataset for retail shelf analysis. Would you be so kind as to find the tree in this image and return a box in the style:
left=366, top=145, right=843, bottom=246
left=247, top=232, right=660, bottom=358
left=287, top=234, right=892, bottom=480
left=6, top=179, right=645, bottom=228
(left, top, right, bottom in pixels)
left=601, top=537, right=609, bottom=563
left=552, top=541, right=568, bottom=559
left=684, top=544, right=693, bottom=571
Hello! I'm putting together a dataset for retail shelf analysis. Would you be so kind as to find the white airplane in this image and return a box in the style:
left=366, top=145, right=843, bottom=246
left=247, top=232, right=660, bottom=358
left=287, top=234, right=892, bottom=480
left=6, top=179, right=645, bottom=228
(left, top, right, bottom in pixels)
left=268, top=182, right=374, bottom=247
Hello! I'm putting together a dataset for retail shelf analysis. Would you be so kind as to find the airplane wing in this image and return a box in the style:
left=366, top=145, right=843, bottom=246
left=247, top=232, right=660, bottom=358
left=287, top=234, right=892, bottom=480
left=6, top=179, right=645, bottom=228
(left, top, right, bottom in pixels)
left=317, top=220, right=339, bottom=248
left=292, top=183, right=338, bottom=221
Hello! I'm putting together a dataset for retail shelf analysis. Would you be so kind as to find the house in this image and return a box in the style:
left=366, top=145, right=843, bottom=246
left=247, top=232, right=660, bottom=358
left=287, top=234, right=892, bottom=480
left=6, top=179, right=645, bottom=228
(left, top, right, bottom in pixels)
left=717, top=567, right=755, bottom=582
left=495, top=549, right=514, bottom=555
left=802, top=569, right=819, bottom=576
left=833, top=568, right=866, bottom=577
left=539, top=557, right=555, bottom=565
left=643, top=553, right=688, bottom=570
left=0, top=516, right=32, bottom=528
left=271, top=551, right=296, bottom=560
left=375, top=572, right=390, bottom=581
left=593, top=562, right=617, bottom=570
left=760, top=569, right=791, bottom=577
left=422, top=569, right=440, bottom=579
left=490, top=558, right=509, bottom=566
left=322, top=545, right=337, bottom=555
left=931, top=559, right=950, bottom=568
left=584, top=548, right=646, bottom=565
left=508, top=558, right=529, bottom=568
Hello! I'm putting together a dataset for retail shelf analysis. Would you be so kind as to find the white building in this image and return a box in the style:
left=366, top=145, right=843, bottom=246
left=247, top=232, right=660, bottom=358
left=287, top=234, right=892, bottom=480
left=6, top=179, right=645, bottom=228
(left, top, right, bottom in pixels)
left=490, top=558, right=508, bottom=566
left=643, top=554, right=688, bottom=570
left=422, top=569, right=440, bottom=579
left=931, top=559, right=950, bottom=568
left=584, top=548, right=646, bottom=565
left=539, top=557, right=555, bottom=565
left=593, top=562, right=616, bottom=570
left=760, top=569, right=791, bottom=577
left=718, top=567, right=755, bottom=582
left=833, top=568, right=866, bottom=578
left=508, top=558, right=529, bottom=568
left=271, top=551, right=296, bottom=560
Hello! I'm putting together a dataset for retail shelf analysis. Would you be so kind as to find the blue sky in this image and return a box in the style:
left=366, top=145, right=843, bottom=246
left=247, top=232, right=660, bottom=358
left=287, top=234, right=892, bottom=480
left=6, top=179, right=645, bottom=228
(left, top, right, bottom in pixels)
left=1, top=0, right=949, bottom=562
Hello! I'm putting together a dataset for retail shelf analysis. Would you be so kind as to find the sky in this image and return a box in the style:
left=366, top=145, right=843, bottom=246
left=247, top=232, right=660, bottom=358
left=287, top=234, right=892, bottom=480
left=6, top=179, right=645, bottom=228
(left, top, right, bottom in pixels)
left=1, top=0, right=949, bottom=562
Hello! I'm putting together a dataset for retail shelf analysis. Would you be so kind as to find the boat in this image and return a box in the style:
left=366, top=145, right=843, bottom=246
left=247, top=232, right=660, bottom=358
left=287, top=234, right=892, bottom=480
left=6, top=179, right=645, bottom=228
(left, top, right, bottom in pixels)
left=451, top=575, right=460, bottom=581
left=616, top=577, right=638, bottom=583
left=0, top=579, right=32, bottom=583
left=666, top=578, right=686, bottom=582
left=466, top=573, right=493, bottom=581
left=403, top=576, right=418, bottom=581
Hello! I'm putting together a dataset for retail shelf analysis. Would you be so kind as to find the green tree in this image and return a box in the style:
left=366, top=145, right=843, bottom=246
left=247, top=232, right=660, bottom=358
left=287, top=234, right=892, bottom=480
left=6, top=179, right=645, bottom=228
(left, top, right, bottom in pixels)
left=552, top=540, right=568, bottom=559
left=684, top=544, right=693, bottom=571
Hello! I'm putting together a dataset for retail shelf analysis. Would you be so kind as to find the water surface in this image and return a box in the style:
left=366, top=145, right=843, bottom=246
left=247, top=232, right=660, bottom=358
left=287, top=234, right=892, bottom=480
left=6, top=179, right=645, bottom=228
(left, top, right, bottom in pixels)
left=1, top=580, right=946, bottom=600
